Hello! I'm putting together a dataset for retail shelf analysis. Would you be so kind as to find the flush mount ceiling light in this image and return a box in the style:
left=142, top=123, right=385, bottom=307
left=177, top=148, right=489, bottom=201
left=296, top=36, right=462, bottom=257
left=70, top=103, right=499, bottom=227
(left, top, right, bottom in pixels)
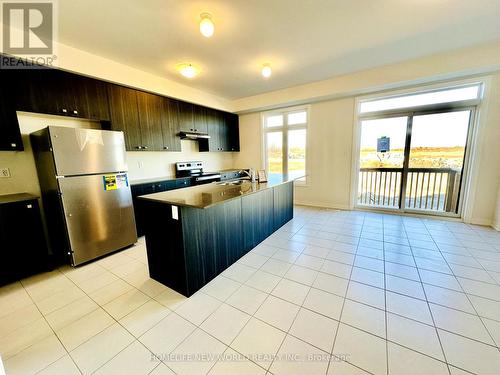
left=199, top=13, right=214, bottom=38
left=177, top=63, right=199, bottom=78
left=261, top=63, right=272, bottom=78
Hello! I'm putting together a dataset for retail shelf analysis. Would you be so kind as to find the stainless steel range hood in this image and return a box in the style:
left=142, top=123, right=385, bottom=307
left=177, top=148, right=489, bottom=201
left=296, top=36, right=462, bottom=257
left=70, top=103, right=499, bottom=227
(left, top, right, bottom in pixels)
left=179, top=131, right=210, bottom=140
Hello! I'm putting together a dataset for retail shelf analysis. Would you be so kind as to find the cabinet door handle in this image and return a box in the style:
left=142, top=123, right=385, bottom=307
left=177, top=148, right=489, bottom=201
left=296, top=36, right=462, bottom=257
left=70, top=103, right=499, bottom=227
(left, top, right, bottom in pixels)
left=62, top=108, right=68, bottom=113
left=135, top=146, right=142, bottom=149
left=26, top=204, right=32, bottom=209
left=73, top=110, right=78, bottom=115
left=11, top=143, right=17, bottom=148
left=163, top=146, right=169, bottom=150
left=143, top=146, right=148, bottom=150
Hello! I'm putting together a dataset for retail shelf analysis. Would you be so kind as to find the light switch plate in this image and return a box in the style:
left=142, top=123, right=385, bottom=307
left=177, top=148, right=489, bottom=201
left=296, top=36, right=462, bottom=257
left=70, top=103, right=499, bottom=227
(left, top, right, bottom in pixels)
left=0, top=168, right=11, bottom=178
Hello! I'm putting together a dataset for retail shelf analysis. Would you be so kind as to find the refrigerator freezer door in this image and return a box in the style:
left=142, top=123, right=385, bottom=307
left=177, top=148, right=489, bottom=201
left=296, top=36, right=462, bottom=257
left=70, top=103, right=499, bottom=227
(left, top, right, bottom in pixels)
left=49, top=127, right=128, bottom=176
left=58, top=173, right=137, bottom=265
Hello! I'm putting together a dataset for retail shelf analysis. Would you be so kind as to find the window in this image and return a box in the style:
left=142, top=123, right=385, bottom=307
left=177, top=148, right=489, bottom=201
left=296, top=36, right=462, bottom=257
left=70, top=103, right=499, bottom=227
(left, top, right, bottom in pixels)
left=356, top=83, right=480, bottom=216
left=263, top=108, right=308, bottom=183
left=359, top=84, right=482, bottom=114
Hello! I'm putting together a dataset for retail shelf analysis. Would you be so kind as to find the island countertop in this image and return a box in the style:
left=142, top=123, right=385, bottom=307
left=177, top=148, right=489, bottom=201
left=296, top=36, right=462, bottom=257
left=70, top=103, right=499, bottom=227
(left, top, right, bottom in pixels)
left=138, top=175, right=299, bottom=209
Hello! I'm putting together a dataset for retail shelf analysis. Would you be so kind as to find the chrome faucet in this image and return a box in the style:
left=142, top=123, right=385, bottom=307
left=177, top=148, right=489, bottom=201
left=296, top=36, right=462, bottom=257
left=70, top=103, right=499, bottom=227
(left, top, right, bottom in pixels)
left=238, top=169, right=257, bottom=182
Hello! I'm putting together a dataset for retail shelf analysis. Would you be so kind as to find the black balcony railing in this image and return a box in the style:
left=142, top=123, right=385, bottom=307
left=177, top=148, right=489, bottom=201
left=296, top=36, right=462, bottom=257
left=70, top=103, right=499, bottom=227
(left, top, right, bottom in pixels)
left=358, top=168, right=461, bottom=213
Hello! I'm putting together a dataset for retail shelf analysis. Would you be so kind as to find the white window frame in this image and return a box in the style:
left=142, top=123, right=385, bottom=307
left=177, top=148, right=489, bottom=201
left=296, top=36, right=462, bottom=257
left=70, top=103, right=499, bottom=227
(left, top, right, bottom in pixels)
left=262, top=106, right=309, bottom=185
left=350, top=78, right=487, bottom=220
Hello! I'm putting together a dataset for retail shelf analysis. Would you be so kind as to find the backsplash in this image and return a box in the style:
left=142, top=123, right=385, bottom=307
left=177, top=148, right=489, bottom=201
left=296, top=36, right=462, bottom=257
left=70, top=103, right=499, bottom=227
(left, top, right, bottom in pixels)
left=126, top=140, right=236, bottom=181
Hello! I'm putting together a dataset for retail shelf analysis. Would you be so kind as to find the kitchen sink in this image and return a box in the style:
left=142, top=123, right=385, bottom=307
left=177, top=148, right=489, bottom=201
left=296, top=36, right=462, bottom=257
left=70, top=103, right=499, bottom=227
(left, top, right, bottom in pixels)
left=217, top=180, right=246, bottom=186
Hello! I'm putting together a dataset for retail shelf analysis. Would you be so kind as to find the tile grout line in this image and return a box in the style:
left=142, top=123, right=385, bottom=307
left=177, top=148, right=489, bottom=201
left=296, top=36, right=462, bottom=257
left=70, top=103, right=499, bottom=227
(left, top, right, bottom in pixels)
left=41, top=250, right=162, bottom=373
left=270, top=222, right=500, bottom=298
left=426, top=224, right=500, bottom=351
left=382, top=217, right=389, bottom=375
left=402, top=220, right=452, bottom=375
left=18, top=273, right=84, bottom=375
left=3, top=209, right=498, bottom=374
left=264, top=237, right=328, bottom=373
left=325, top=212, right=366, bottom=375
left=144, top=263, right=277, bottom=374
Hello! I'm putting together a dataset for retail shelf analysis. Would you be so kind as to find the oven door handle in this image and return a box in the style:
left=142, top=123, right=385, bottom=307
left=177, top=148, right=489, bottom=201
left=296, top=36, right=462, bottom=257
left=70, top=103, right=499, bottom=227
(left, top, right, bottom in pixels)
left=195, top=174, right=221, bottom=182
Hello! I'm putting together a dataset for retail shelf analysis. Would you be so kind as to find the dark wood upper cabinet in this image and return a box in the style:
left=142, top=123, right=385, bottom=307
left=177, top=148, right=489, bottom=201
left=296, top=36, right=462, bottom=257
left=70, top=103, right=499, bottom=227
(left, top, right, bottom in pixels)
left=161, top=98, right=181, bottom=151
left=200, top=110, right=240, bottom=152
left=200, top=108, right=222, bottom=151
left=15, top=69, right=110, bottom=121
left=80, top=77, right=110, bottom=121
left=136, top=91, right=164, bottom=151
left=178, top=101, right=195, bottom=133
left=0, top=69, right=23, bottom=151
left=193, top=105, right=208, bottom=134
left=108, top=86, right=183, bottom=152
left=107, top=84, right=142, bottom=150
left=0, top=59, right=238, bottom=153
left=16, top=68, right=60, bottom=115
left=226, top=113, right=240, bottom=152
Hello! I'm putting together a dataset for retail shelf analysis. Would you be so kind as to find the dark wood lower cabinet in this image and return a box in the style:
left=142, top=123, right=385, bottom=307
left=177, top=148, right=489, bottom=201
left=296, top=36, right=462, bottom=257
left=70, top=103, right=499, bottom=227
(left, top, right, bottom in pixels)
left=141, top=181, right=294, bottom=296
left=241, top=189, right=274, bottom=251
left=0, top=197, right=50, bottom=285
left=131, top=178, right=191, bottom=237
left=273, top=181, right=294, bottom=230
left=181, top=200, right=243, bottom=293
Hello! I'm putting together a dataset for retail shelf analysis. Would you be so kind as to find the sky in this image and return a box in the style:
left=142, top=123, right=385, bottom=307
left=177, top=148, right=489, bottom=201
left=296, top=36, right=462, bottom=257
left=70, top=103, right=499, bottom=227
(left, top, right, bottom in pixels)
left=360, top=110, right=470, bottom=150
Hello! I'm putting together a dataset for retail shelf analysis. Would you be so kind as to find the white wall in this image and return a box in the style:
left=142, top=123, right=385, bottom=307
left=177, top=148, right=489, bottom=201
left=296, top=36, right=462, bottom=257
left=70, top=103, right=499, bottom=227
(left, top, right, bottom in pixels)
left=0, top=113, right=234, bottom=196
left=126, top=141, right=235, bottom=182
left=236, top=75, right=500, bottom=227
left=494, top=186, right=500, bottom=231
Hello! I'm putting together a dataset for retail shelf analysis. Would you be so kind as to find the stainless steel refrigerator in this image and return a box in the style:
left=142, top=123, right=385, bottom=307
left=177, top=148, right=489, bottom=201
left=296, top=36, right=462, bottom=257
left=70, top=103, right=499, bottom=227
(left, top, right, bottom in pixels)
left=31, top=126, right=137, bottom=266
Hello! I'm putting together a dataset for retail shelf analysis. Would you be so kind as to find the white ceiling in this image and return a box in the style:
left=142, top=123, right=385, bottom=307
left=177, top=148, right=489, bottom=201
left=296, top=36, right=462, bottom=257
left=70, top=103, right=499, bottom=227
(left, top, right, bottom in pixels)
left=59, top=0, right=500, bottom=100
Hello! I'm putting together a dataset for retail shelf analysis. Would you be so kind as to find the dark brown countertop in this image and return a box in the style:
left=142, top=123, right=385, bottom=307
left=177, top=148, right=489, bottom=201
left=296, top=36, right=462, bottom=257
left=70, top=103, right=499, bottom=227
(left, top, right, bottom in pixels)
left=138, top=175, right=299, bottom=209
left=0, top=193, right=39, bottom=205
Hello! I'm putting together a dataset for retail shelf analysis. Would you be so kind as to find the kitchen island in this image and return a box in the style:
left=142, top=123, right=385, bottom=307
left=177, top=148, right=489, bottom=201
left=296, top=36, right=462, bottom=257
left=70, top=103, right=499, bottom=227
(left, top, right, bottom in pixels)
left=138, top=176, right=295, bottom=296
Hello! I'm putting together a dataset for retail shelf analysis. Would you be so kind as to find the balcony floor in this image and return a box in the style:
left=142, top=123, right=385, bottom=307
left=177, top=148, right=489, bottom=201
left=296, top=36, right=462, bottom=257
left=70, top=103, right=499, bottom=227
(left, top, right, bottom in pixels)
left=1, top=206, right=499, bottom=375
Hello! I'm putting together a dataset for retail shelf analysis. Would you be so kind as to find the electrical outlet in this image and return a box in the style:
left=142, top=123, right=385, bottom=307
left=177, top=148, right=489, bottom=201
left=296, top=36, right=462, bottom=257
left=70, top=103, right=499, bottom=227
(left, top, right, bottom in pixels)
left=0, top=168, right=11, bottom=178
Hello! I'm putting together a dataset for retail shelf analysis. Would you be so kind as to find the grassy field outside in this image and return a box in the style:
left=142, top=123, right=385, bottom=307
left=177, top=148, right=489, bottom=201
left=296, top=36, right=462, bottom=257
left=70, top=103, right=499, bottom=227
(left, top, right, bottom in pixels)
left=360, top=146, right=466, bottom=169
left=267, top=146, right=305, bottom=175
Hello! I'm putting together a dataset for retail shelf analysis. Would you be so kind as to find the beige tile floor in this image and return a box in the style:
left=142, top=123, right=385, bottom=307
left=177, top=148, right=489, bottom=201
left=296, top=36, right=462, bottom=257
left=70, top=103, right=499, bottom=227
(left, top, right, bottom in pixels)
left=1, top=206, right=500, bottom=374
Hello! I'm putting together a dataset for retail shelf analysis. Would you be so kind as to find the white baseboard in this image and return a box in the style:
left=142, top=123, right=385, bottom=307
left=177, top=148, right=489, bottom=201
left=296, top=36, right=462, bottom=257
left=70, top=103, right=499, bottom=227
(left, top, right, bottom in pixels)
left=294, top=200, right=351, bottom=211
left=493, top=221, right=500, bottom=231
left=465, top=217, right=493, bottom=227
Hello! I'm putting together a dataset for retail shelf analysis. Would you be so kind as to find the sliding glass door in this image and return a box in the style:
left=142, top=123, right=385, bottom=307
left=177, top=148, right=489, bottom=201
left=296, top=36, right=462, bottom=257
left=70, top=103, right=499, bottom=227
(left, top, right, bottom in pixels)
left=358, top=116, right=407, bottom=208
left=357, top=109, right=474, bottom=216
left=404, top=110, right=471, bottom=213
